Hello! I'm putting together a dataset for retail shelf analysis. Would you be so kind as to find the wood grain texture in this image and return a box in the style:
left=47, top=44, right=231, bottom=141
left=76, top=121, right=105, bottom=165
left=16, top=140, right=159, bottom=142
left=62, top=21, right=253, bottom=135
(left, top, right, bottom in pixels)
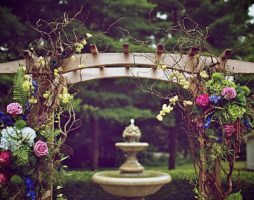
left=63, top=67, right=193, bottom=84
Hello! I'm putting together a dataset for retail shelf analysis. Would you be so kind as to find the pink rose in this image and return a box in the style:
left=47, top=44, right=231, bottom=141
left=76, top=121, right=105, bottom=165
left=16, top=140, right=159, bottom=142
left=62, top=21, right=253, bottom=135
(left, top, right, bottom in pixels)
left=224, top=124, right=236, bottom=137
left=34, top=140, right=49, bottom=157
left=0, top=172, right=7, bottom=185
left=196, top=94, right=210, bottom=108
left=6, top=102, right=23, bottom=115
left=221, top=87, right=237, bottom=100
left=0, top=151, right=11, bottom=166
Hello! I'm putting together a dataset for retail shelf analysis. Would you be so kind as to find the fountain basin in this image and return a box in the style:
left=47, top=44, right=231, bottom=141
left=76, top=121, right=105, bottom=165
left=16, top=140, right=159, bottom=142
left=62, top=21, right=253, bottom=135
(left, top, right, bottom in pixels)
left=92, top=170, right=171, bottom=197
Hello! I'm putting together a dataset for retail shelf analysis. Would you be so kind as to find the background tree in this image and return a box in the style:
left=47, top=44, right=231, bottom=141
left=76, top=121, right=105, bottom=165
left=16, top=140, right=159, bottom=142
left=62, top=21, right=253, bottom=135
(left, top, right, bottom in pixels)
left=0, top=0, right=253, bottom=169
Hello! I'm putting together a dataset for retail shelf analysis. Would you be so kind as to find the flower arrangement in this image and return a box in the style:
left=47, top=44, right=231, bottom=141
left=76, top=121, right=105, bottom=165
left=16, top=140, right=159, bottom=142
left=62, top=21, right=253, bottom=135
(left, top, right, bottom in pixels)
left=0, top=13, right=90, bottom=200
left=156, top=67, right=254, bottom=199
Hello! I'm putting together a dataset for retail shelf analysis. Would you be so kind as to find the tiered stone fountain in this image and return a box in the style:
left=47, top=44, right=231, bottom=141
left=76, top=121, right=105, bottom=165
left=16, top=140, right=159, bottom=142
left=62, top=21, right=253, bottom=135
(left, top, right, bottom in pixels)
left=92, top=119, right=171, bottom=200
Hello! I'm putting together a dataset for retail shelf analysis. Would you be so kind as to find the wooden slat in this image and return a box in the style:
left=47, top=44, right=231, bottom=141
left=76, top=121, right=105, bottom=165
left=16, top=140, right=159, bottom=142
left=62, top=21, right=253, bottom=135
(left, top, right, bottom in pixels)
left=63, top=67, right=192, bottom=84
left=123, top=44, right=129, bottom=54
left=0, top=59, right=25, bottom=73
left=156, top=44, right=164, bottom=55
left=63, top=53, right=195, bottom=73
left=89, top=44, right=99, bottom=54
left=188, top=47, right=199, bottom=57
left=0, top=53, right=254, bottom=74
left=219, top=49, right=232, bottom=71
left=220, top=49, right=232, bottom=61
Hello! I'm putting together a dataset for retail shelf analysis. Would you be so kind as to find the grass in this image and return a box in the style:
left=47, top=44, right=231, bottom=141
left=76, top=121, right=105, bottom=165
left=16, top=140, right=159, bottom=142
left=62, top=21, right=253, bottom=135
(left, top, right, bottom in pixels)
left=64, top=161, right=253, bottom=182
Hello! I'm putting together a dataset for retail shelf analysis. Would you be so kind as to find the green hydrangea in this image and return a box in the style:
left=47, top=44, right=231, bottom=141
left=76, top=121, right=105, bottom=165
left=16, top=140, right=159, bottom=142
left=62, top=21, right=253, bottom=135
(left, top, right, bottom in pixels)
left=221, top=79, right=236, bottom=88
left=10, top=175, right=23, bottom=185
left=241, top=86, right=250, bottom=96
left=212, top=72, right=224, bottom=81
left=227, top=104, right=246, bottom=122
left=205, top=80, right=223, bottom=94
left=206, top=73, right=236, bottom=94
left=15, top=120, right=26, bottom=129
left=237, top=93, right=247, bottom=105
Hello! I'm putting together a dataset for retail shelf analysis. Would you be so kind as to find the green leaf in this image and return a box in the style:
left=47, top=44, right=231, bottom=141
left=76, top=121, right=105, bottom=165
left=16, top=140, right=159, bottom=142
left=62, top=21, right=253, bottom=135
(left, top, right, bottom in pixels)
left=13, top=147, right=30, bottom=166
left=15, top=120, right=26, bottom=129
left=227, top=191, right=242, bottom=200
left=13, top=66, right=29, bottom=108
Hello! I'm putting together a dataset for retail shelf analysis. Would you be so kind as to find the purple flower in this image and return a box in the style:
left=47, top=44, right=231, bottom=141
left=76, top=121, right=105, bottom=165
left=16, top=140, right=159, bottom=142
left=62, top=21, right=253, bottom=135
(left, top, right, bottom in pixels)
left=209, top=95, right=221, bottom=104
left=221, top=87, right=237, bottom=100
left=7, top=103, right=23, bottom=115
left=224, top=124, right=236, bottom=137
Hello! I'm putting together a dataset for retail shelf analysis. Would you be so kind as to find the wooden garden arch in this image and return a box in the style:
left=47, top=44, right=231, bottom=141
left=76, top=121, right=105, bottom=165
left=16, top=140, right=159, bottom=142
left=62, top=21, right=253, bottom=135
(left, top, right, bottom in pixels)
left=1, top=44, right=254, bottom=171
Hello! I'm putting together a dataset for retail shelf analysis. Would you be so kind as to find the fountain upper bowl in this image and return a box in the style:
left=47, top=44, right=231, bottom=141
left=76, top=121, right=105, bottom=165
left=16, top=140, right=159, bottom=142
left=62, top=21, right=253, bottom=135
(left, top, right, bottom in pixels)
left=92, top=170, right=171, bottom=197
left=115, top=142, right=148, bottom=152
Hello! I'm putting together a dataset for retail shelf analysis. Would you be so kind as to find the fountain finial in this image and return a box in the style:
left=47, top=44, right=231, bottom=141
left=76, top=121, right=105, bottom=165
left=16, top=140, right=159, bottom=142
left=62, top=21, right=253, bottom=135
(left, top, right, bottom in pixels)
left=122, top=119, right=141, bottom=142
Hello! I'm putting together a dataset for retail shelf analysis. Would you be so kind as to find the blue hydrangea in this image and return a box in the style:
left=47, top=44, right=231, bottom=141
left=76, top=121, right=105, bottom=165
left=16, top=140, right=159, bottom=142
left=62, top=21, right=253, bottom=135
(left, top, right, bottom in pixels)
left=32, top=80, right=38, bottom=95
left=0, top=126, right=36, bottom=151
left=243, top=119, right=252, bottom=130
left=204, top=115, right=212, bottom=129
left=0, top=111, right=13, bottom=126
left=216, top=131, right=223, bottom=143
left=25, top=177, right=36, bottom=200
left=209, top=95, right=221, bottom=104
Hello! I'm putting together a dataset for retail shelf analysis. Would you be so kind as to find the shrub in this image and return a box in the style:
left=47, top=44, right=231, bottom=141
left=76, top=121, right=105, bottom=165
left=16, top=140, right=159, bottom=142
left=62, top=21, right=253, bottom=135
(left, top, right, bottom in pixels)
left=56, top=170, right=254, bottom=200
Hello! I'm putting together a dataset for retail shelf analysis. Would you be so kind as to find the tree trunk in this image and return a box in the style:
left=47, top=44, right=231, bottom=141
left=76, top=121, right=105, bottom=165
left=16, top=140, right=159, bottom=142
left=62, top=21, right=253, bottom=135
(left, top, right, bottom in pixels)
left=168, top=129, right=176, bottom=169
left=91, top=117, right=100, bottom=170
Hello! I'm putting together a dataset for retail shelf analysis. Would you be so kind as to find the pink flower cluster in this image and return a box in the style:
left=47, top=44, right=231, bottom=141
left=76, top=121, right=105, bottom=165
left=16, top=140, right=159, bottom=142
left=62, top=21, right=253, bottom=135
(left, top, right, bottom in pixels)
left=224, top=124, right=236, bottom=137
left=34, top=140, right=49, bottom=157
left=0, top=172, right=7, bottom=185
left=195, top=94, right=210, bottom=108
left=221, top=87, right=237, bottom=100
left=7, top=102, right=23, bottom=115
left=0, top=151, right=11, bottom=166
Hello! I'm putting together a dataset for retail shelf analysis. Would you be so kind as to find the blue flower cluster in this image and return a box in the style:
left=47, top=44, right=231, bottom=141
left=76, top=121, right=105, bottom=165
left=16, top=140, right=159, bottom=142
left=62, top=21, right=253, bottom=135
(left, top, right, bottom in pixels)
left=216, top=131, right=223, bottom=143
left=32, top=80, right=38, bottom=96
left=25, top=177, right=36, bottom=200
left=0, top=112, right=13, bottom=126
left=209, top=95, right=221, bottom=104
left=243, top=119, right=252, bottom=130
left=204, top=115, right=213, bottom=129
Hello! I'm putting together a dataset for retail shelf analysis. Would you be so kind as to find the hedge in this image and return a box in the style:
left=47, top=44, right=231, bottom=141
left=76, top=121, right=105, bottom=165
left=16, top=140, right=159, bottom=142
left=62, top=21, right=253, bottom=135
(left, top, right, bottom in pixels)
left=56, top=170, right=254, bottom=200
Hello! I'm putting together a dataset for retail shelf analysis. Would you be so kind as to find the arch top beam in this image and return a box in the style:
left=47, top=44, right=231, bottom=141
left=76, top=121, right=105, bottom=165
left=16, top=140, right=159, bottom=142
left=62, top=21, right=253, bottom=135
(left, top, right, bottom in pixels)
left=62, top=53, right=254, bottom=74
left=0, top=53, right=254, bottom=74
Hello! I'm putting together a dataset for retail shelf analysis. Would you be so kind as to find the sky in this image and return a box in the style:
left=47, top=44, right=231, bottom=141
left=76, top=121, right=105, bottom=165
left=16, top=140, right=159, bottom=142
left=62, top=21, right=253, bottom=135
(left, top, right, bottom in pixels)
left=249, top=4, right=254, bottom=23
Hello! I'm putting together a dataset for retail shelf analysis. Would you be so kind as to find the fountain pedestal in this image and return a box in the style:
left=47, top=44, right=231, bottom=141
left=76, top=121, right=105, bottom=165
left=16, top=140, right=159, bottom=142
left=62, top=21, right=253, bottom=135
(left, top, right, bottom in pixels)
left=116, top=142, right=148, bottom=173
left=92, top=119, right=171, bottom=199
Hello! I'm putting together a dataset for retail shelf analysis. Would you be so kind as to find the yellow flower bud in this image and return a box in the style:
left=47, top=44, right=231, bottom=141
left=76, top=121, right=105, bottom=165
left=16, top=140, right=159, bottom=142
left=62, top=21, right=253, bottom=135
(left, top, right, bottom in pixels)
left=86, top=33, right=92, bottom=38
left=43, top=91, right=50, bottom=99
left=22, top=80, right=31, bottom=91
left=183, top=100, right=193, bottom=106
left=156, top=114, right=163, bottom=121
left=200, top=70, right=209, bottom=79
left=71, top=55, right=75, bottom=61
left=81, top=39, right=87, bottom=45
left=78, top=64, right=85, bottom=68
